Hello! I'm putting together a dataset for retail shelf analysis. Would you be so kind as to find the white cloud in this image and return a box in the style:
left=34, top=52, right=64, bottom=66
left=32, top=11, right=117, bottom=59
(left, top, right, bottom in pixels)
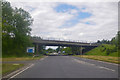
left=7, top=0, right=119, bottom=2
left=9, top=1, right=118, bottom=43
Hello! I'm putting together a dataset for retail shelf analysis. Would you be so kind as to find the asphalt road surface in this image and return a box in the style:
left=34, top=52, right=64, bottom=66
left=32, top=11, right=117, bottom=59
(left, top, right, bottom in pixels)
left=11, top=56, right=118, bottom=78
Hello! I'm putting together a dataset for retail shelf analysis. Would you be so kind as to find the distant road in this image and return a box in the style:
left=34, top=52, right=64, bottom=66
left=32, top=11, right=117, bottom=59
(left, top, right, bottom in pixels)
left=10, top=56, right=118, bottom=78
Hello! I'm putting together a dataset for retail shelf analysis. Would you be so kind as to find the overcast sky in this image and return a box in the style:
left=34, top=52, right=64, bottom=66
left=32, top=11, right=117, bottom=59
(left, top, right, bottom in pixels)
left=8, top=0, right=118, bottom=49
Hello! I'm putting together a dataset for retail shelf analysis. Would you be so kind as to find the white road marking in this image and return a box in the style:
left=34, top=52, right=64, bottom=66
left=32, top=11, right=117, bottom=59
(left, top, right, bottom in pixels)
left=98, top=66, right=115, bottom=72
left=40, top=56, right=48, bottom=61
left=64, top=56, right=69, bottom=58
left=40, top=58, right=44, bottom=60
left=73, top=58, right=116, bottom=72
left=89, top=63, right=95, bottom=66
left=8, top=64, right=34, bottom=80
left=86, top=58, right=118, bottom=66
left=97, top=60, right=118, bottom=66
left=73, top=59, right=86, bottom=64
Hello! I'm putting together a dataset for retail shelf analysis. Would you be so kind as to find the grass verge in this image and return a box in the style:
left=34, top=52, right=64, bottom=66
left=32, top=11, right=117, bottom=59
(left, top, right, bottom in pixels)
left=74, top=55, right=119, bottom=64
left=2, top=56, right=45, bottom=62
left=2, top=63, right=24, bottom=76
left=85, top=44, right=119, bottom=57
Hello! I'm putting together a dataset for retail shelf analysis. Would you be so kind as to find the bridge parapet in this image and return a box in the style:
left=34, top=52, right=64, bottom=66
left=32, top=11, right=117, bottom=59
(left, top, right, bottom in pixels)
left=31, top=37, right=92, bottom=43
left=31, top=37, right=100, bottom=47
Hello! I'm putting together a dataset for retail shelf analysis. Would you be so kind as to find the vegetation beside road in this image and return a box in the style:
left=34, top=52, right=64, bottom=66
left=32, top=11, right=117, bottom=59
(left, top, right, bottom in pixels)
left=75, top=32, right=120, bottom=64
left=85, top=44, right=119, bottom=57
left=2, top=1, right=34, bottom=57
left=2, top=56, right=45, bottom=76
left=75, top=43, right=119, bottom=64
left=2, top=63, right=24, bottom=75
left=74, top=55, right=119, bottom=64
left=2, top=56, right=45, bottom=61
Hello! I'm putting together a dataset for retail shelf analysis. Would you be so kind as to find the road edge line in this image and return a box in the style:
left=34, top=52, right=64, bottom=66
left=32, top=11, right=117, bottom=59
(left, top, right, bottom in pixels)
left=7, top=64, right=34, bottom=80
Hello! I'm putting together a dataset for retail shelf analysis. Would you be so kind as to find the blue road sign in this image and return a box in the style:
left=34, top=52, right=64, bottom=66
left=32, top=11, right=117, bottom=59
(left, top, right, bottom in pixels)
left=28, top=49, right=33, bottom=53
left=27, top=47, right=35, bottom=53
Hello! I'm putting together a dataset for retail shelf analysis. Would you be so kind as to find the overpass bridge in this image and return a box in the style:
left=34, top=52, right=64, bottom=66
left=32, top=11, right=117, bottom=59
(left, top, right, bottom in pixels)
left=32, top=38, right=99, bottom=47
left=31, top=37, right=100, bottom=54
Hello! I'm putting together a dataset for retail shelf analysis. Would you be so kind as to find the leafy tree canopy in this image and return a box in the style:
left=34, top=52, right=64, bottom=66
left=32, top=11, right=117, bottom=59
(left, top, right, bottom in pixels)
left=2, top=1, right=33, bottom=57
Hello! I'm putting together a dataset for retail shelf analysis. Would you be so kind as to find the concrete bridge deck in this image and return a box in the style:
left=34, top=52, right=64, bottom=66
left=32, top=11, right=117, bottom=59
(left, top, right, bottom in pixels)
left=31, top=38, right=99, bottom=47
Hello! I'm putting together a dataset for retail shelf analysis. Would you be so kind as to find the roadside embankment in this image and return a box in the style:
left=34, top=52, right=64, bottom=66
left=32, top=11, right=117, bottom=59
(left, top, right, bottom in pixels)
left=74, top=55, right=119, bottom=64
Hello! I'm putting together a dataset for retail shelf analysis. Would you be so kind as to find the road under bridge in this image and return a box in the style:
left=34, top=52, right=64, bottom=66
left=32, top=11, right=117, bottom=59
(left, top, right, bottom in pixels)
left=31, top=37, right=100, bottom=54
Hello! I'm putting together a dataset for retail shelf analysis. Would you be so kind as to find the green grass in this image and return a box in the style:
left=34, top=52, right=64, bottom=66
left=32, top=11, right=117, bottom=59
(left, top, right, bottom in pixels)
left=0, top=58, right=1, bottom=76
left=85, top=44, right=119, bottom=57
left=2, top=55, right=45, bottom=76
left=2, top=56, right=45, bottom=61
left=74, top=44, right=119, bottom=64
left=2, top=63, right=24, bottom=75
left=74, top=55, right=119, bottom=64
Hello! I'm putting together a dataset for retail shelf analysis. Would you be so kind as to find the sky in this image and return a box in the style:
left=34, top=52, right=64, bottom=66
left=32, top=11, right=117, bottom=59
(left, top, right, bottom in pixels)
left=7, top=0, right=118, bottom=49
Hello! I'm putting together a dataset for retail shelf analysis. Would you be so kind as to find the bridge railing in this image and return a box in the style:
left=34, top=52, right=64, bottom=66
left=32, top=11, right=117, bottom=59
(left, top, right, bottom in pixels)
left=31, top=37, right=97, bottom=44
left=41, top=37, right=86, bottom=43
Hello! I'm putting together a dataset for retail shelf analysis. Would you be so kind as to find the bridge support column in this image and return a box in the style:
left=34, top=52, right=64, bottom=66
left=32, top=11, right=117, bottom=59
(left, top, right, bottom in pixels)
left=80, top=46, right=83, bottom=55
left=35, top=44, right=39, bottom=55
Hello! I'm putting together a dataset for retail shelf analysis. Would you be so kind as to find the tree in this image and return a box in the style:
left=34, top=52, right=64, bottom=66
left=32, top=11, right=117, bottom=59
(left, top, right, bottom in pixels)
left=61, top=47, right=72, bottom=55
left=97, top=39, right=110, bottom=44
left=2, top=1, right=33, bottom=57
left=47, top=48, right=54, bottom=53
